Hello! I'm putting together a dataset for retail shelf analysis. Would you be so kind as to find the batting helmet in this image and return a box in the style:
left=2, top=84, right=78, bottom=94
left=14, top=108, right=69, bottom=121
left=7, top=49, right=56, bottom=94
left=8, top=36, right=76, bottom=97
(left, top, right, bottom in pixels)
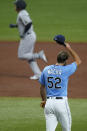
left=14, top=0, right=27, bottom=10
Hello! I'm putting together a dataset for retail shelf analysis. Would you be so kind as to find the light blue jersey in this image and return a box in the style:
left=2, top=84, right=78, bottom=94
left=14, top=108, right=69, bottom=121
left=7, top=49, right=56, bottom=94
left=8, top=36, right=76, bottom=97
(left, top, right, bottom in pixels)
left=39, top=62, right=77, bottom=97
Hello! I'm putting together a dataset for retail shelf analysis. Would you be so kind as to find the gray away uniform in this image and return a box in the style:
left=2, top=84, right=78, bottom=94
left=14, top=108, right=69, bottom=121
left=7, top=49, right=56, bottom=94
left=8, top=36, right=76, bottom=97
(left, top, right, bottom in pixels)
left=16, top=10, right=44, bottom=77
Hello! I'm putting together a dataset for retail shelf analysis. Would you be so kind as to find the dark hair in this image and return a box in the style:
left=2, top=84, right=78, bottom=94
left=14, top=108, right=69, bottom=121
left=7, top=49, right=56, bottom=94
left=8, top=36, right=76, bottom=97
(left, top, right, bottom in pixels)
left=57, top=51, right=69, bottom=63
left=14, top=0, right=27, bottom=10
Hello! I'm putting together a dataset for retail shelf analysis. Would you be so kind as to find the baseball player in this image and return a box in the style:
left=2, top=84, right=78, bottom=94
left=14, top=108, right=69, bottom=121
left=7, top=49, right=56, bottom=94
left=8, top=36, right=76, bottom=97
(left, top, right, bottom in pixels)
left=9, top=0, right=47, bottom=80
left=39, top=35, right=81, bottom=131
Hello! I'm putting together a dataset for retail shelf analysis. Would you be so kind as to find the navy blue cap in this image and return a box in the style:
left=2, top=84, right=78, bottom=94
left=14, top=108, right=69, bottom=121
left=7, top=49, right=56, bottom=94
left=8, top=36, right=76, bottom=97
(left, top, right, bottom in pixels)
left=53, top=35, right=65, bottom=44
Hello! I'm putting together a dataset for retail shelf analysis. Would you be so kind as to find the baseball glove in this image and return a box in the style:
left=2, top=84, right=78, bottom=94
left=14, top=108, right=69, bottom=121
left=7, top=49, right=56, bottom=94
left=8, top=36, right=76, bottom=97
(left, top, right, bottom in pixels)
left=53, top=34, right=66, bottom=47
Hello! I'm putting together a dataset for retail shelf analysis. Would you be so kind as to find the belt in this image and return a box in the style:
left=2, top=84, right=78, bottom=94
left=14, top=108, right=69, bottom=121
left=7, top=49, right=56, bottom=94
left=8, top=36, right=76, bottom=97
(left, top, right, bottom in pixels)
left=47, top=97, right=63, bottom=99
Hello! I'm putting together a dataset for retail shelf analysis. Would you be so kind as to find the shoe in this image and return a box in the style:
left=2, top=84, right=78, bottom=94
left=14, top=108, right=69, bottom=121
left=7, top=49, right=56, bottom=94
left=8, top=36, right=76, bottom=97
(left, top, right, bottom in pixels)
left=39, top=50, right=48, bottom=63
left=29, top=74, right=40, bottom=80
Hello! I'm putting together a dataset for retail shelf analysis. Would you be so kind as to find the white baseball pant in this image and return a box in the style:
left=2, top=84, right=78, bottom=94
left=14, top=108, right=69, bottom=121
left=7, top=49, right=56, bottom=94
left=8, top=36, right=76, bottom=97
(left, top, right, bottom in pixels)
left=44, top=97, right=72, bottom=131
left=18, top=31, right=41, bottom=75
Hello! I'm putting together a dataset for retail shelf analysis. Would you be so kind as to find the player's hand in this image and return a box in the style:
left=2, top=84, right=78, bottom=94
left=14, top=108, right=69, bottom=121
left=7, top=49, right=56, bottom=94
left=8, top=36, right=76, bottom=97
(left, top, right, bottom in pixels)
left=9, top=24, right=15, bottom=28
left=9, top=24, right=17, bottom=28
left=20, top=34, right=25, bottom=38
left=40, top=101, right=46, bottom=108
left=65, top=43, right=71, bottom=49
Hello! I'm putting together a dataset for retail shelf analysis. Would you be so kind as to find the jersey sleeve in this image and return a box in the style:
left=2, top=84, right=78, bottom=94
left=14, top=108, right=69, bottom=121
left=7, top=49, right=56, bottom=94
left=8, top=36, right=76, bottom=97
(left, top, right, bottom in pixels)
left=19, top=13, right=32, bottom=26
left=39, top=70, right=45, bottom=86
left=65, top=62, right=77, bottom=77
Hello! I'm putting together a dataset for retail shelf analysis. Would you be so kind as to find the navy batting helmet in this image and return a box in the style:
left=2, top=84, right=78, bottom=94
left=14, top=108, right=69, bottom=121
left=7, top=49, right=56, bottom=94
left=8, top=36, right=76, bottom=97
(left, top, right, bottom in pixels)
left=14, top=0, right=27, bottom=10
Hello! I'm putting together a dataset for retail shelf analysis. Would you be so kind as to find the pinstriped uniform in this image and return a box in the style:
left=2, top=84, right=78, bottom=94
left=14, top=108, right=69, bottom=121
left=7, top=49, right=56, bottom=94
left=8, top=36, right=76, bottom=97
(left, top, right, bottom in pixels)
left=16, top=9, right=41, bottom=76
left=16, top=10, right=36, bottom=59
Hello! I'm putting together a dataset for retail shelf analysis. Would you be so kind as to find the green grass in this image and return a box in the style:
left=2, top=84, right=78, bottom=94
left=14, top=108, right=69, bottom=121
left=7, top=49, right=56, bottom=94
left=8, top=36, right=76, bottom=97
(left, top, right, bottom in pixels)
left=0, top=0, right=87, bottom=42
left=0, top=98, right=87, bottom=131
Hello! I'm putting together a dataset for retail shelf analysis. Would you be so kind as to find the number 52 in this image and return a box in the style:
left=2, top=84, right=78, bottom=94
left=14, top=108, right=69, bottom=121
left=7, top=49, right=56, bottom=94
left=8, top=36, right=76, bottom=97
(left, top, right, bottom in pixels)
left=47, top=77, right=61, bottom=89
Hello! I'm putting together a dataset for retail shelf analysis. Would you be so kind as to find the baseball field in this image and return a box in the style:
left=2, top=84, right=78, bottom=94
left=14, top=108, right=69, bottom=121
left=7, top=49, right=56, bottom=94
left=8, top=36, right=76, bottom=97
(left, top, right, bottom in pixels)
left=0, top=0, right=87, bottom=131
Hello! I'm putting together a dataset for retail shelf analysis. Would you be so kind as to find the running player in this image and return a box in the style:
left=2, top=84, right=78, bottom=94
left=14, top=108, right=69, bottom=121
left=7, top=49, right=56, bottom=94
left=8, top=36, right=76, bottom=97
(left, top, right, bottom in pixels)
left=9, top=0, right=47, bottom=80
left=39, top=43, right=81, bottom=131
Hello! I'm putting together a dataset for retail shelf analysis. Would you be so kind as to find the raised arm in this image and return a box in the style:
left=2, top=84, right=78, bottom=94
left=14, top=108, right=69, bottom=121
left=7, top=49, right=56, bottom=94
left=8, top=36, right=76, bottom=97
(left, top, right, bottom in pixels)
left=65, top=43, right=82, bottom=66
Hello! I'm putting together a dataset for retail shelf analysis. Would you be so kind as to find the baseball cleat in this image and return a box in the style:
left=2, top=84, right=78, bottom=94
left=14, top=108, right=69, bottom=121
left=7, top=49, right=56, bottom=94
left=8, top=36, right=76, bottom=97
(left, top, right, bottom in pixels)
left=29, top=74, right=40, bottom=80
left=39, top=50, right=48, bottom=63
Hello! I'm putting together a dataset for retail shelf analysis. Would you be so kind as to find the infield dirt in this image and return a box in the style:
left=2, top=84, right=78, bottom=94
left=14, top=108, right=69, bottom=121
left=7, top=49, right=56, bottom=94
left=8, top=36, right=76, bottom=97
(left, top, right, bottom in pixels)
left=0, top=41, right=87, bottom=98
